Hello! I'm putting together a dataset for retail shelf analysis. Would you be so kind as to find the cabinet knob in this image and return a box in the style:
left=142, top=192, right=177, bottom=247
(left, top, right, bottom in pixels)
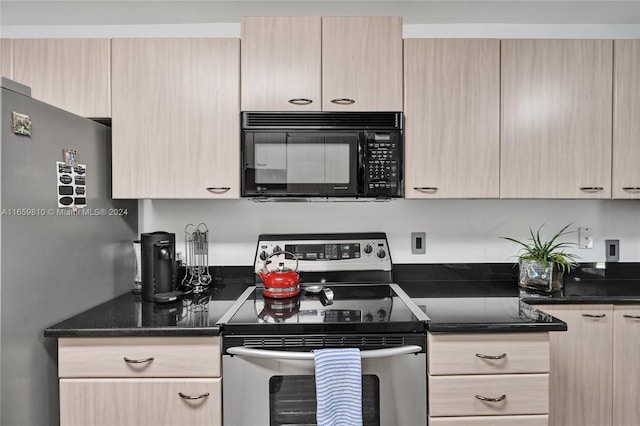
left=178, top=392, right=210, bottom=400
left=288, top=98, right=313, bottom=105
left=123, top=356, right=154, bottom=364
left=579, top=187, right=604, bottom=192
left=475, top=352, right=507, bottom=360
left=475, top=394, right=507, bottom=402
left=330, top=98, right=355, bottom=105
left=206, top=187, right=231, bottom=194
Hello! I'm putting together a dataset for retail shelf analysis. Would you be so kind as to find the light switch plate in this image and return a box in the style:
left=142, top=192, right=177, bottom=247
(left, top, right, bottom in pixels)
left=411, top=232, right=426, bottom=254
left=578, top=227, right=593, bottom=249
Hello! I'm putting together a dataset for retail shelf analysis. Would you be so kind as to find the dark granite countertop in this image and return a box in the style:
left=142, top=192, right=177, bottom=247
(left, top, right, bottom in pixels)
left=44, top=263, right=640, bottom=338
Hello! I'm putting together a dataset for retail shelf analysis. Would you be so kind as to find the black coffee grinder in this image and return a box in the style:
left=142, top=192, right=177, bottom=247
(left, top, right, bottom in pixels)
left=141, top=231, right=181, bottom=303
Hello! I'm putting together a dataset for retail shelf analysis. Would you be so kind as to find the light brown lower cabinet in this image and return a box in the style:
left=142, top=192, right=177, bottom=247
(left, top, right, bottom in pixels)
left=57, top=336, right=221, bottom=426
left=428, top=332, right=551, bottom=425
left=540, top=304, right=640, bottom=426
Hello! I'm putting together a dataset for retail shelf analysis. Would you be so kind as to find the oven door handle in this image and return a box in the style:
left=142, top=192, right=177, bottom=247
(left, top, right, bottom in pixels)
left=226, top=345, right=422, bottom=360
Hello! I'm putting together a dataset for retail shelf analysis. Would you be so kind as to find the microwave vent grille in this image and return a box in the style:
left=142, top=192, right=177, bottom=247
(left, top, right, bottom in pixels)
left=242, top=112, right=402, bottom=130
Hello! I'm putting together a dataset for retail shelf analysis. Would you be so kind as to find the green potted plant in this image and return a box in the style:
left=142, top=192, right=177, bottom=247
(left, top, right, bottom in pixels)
left=501, top=224, right=580, bottom=293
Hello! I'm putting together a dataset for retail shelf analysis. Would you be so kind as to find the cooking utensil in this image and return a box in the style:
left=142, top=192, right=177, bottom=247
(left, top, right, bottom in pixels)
left=258, top=251, right=301, bottom=298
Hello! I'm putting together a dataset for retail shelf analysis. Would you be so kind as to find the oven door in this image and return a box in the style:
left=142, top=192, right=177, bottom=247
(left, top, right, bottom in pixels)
left=222, top=346, right=426, bottom=426
left=242, top=131, right=362, bottom=197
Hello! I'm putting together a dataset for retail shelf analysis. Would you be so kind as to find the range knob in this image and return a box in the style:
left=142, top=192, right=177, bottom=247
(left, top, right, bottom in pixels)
left=376, top=309, right=387, bottom=319
left=364, top=313, right=374, bottom=322
left=273, top=246, right=282, bottom=254
left=259, top=251, right=268, bottom=261
left=376, top=248, right=387, bottom=259
left=363, top=244, right=373, bottom=254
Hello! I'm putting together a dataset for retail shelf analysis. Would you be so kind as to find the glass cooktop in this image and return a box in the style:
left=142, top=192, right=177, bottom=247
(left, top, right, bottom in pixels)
left=220, top=284, right=427, bottom=335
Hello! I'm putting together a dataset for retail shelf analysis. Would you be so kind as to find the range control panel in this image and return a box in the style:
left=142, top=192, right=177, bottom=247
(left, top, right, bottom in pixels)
left=254, top=233, right=392, bottom=273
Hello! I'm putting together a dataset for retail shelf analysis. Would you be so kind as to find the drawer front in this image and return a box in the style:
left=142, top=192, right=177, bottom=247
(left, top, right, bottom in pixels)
left=429, top=414, right=548, bottom=426
left=428, top=332, right=549, bottom=375
left=429, top=374, right=549, bottom=417
left=59, top=337, right=220, bottom=378
left=60, top=378, right=221, bottom=426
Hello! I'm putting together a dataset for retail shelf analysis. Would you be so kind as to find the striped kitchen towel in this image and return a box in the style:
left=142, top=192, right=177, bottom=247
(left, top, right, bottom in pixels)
left=313, top=348, right=363, bottom=426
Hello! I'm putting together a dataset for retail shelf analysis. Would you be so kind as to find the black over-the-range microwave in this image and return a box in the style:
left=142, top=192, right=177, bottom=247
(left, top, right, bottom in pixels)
left=241, top=111, right=403, bottom=199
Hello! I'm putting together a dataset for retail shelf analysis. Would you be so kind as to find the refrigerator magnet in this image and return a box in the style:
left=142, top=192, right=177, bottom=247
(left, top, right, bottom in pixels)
left=63, top=148, right=78, bottom=166
left=12, top=112, right=31, bottom=136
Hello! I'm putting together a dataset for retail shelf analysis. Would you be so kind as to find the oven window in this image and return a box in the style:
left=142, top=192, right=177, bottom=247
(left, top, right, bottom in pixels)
left=253, top=132, right=354, bottom=185
left=269, top=375, right=380, bottom=426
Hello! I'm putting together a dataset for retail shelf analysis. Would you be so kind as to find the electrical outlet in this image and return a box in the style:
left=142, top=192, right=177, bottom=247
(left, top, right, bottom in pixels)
left=411, top=232, right=426, bottom=254
left=578, top=227, right=593, bottom=249
left=605, top=239, right=619, bottom=262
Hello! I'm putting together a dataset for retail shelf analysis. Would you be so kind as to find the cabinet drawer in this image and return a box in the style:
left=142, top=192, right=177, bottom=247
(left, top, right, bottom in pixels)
left=429, top=414, right=548, bottom=426
left=428, top=374, right=549, bottom=417
left=59, top=337, right=220, bottom=378
left=60, top=378, right=221, bottom=426
left=428, top=332, right=549, bottom=375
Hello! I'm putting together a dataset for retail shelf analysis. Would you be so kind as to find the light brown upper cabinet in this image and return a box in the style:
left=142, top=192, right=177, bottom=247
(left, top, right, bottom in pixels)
left=111, top=39, right=240, bottom=199
left=241, top=16, right=402, bottom=111
left=404, top=39, right=500, bottom=199
left=612, top=39, right=640, bottom=199
left=501, top=39, right=613, bottom=199
left=11, top=39, right=111, bottom=118
left=1, top=39, right=12, bottom=78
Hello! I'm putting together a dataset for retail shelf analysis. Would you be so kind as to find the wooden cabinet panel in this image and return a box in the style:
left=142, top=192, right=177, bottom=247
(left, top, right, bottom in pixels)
left=613, top=40, right=640, bottom=199
left=112, top=38, right=240, bottom=199
left=501, top=39, right=613, bottom=199
left=60, top=378, right=221, bottom=426
left=241, top=17, right=321, bottom=111
left=322, top=17, right=403, bottom=111
left=12, top=39, right=111, bottom=118
left=404, top=39, right=500, bottom=198
left=1, top=38, right=12, bottom=78
left=613, top=306, right=640, bottom=426
left=59, top=337, right=220, bottom=378
left=540, top=304, right=613, bottom=426
left=429, top=414, right=549, bottom=426
left=428, top=332, right=549, bottom=375
left=428, top=373, right=549, bottom=417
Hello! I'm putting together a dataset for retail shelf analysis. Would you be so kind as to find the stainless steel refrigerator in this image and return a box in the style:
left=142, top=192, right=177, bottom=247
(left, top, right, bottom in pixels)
left=1, top=78, right=138, bottom=426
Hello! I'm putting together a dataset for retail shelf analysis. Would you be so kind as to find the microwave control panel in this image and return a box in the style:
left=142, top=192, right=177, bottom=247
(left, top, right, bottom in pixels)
left=364, top=132, right=401, bottom=197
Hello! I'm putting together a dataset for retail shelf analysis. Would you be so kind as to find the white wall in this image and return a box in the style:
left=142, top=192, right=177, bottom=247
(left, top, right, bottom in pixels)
left=4, top=15, right=640, bottom=266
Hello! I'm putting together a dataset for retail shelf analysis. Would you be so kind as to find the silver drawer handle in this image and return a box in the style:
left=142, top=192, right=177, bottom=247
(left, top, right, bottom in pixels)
left=330, top=98, right=355, bottom=105
left=623, top=314, right=640, bottom=319
left=579, top=187, right=604, bottom=192
left=582, top=313, right=606, bottom=318
left=476, top=353, right=507, bottom=360
left=206, top=187, right=231, bottom=194
left=123, top=356, right=154, bottom=364
left=475, top=394, right=507, bottom=402
left=414, top=187, right=438, bottom=192
left=288, top=98, right=313, bottom=105
left=622, top=187, right=640, bottom=192
left=178, top=392, right=210, bottom=400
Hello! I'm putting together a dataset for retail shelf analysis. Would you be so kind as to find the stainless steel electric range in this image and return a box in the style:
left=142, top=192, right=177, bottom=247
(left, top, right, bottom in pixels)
left=218, top=232, right=428, bottom=426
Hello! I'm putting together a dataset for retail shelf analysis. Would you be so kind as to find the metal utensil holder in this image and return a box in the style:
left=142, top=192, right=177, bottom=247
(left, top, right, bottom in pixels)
left=182, top=223, right=212, bottom=293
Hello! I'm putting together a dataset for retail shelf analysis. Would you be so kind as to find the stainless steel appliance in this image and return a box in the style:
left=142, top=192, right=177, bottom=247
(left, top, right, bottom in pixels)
left=241, top=112, right=403, bottom=199
left=219, top=233, right=428, bottom=426
left=0, top=78, right=137, bottom=426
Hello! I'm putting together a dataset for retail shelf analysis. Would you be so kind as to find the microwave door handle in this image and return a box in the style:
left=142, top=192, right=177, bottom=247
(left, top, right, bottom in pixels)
left=358, top=133, right=366, bottom=192
left=226, top=345, right=422, bottom=360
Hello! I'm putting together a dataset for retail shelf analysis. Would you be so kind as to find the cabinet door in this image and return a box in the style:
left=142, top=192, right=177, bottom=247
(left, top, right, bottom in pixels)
left=241, top=17, right=321, bottom=111
left=613, top=306, right=640, bottom=426
left=60, top=378, right=221, bottom=426
left=112, top=38, right=240, bottom=199
left=404, top=39, right=499, bottom=198
left=612, top=40, right=640, bottom=199
left=501, top=40, right=613, bottom=199
left=1, top=38, right=11, bottom=78
left=541, top=304, right=613, bottom=426
left=322, top=17, right=403, bottom=111
left=12, top=39, right=111, bottom=118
